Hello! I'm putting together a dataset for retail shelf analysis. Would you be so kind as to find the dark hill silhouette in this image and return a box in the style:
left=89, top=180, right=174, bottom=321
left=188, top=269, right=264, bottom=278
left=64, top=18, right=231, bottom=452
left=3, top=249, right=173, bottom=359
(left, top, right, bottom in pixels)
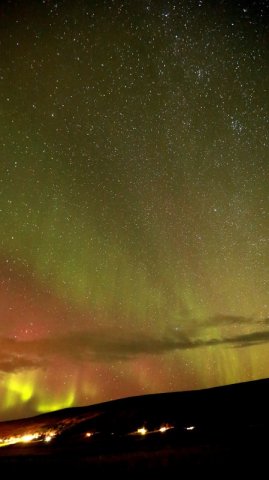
left=0, top=377, right=269, bottom=474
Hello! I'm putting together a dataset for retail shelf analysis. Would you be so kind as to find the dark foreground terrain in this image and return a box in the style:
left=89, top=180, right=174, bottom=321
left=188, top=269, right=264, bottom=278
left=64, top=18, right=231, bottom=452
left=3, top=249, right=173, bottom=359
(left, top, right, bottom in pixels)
left=1, top=378, right=269, bottom=475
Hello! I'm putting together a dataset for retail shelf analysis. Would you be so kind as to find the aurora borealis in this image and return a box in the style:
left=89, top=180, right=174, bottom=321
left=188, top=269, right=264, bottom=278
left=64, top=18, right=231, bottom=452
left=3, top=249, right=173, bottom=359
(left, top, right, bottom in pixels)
left=0, top=0, right=268, bottom=420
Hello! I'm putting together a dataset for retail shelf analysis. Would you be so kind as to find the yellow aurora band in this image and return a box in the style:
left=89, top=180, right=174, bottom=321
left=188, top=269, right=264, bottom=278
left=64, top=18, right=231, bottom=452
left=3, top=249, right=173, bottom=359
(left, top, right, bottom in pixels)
left=4, top=372, right=37, bottom=410
left=1, top=372, right=75, bottom=416
left=37, top=390, right=75, bottom=414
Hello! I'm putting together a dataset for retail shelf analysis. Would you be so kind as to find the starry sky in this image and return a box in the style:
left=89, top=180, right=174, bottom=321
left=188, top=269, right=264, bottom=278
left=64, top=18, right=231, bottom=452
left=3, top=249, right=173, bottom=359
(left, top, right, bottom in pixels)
left=0, top=0, right=268, bottom=420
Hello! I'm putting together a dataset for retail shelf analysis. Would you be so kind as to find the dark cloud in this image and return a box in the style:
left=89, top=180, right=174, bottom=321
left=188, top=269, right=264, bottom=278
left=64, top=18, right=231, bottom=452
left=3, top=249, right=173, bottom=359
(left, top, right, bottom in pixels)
left=223, top=330, right=269, bottom=348
left=0, top=333, right=200, bottom=371
left=0, top=338, right=42, bottom=373
left=1, top=323, right=269, bottom=373
left=170, top=313, right=255, bottom=334
left=208, top=314, right=252, bottom=326
left=0, top=354, right=41, bottom=373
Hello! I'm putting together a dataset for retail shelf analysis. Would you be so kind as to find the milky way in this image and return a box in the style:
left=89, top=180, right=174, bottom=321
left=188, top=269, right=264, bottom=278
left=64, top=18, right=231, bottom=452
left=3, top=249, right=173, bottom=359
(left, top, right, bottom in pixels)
left=0, top=0, right=268, bottom=420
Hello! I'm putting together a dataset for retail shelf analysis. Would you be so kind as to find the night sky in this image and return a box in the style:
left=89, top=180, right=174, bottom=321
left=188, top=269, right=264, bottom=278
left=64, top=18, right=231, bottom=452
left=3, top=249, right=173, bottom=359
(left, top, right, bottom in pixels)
left=0, top=0, right=268, bottom=420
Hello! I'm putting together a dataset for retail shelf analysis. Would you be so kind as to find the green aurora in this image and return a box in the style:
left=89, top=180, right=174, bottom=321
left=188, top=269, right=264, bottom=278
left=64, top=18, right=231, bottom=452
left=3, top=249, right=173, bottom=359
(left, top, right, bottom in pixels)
left=0, top=0, right=268, bottom=420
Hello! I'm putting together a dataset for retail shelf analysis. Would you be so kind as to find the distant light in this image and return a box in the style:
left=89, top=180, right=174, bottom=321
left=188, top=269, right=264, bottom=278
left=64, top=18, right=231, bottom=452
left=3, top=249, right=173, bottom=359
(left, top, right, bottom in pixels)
left=185, top=426, right=195, bottom=431
left=159, top=426, right=168, bottom=433
left=137, top=427, right=147, bottom=436
left=158, top=424, right=174, bottom=433
left=3, top=436, right=17, bottom=446
left=0, top=432, right=40, bottom=447
left=85, top=432, right=92, bottom=438
left=21, top=433, right=39, bottom=443
left=44, top=430, right=57, bottom=443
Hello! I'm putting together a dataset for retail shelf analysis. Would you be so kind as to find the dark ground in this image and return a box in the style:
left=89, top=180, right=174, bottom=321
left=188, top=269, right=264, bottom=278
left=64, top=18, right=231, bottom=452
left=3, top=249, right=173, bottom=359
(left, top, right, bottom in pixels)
left=1, top=378, right=269, bottom=476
